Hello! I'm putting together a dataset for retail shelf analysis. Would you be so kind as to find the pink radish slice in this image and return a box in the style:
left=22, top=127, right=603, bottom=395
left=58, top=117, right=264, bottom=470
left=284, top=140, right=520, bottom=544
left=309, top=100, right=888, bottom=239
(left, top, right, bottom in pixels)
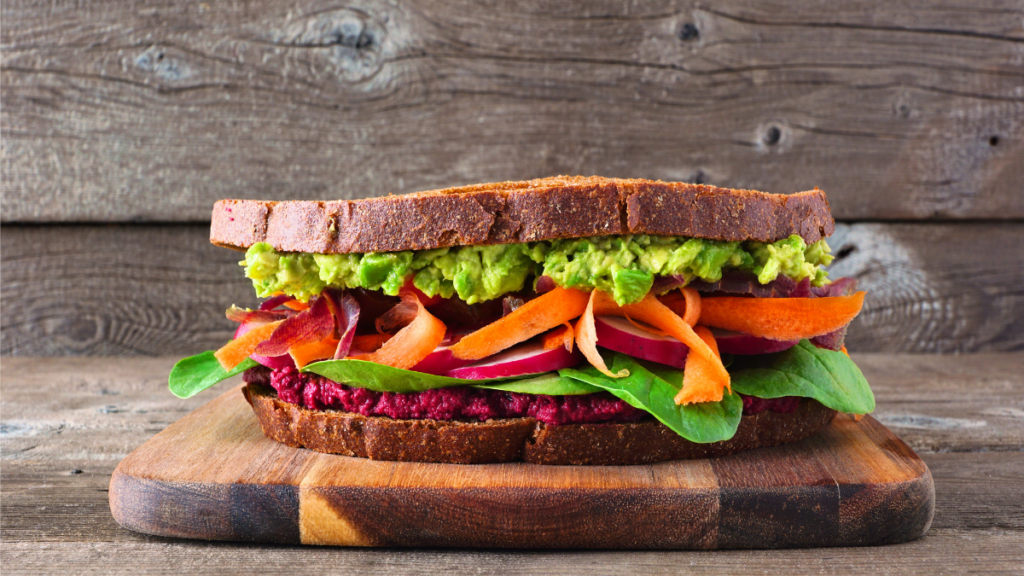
left=234, top=321, right=296, bottom=370
left=443, top=341, right=583, bottom=380
left=594, top=315, right=689, bottom=369
left=410, top=347, right=475, bottom=375
left=711, top=328, right=798, bottom=355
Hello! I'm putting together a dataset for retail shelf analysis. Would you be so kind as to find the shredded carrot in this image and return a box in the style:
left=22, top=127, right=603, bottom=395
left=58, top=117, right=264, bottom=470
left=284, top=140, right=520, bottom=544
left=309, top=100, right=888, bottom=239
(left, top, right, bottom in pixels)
left=581, top=290, right=730, bottom=397
left=592, top=291, right=728, bottom=381
left=675, top=326, right=728, bottom=405
left=841, top=345, right=850, bottom=357
left=624, top=313, right=670, bottom=338
left=355, top=294, right=447, bottom=370
left=283, top=300, right=309, bottom=311
left=450, top=287, right=590, bottom=361
left=214, top=320, right=283, bottom=370
left=352, top=333, right=392, bottom=353
left=851, top=413, right=864, bottom=422
left=699, top=292, right=866, bottom=341
left=658, top=287, right=701, bottom=326
left=289, top=338, right=339, bottom=369
left=575, top=290, right=629, bottom=378
left=542, top=323, right=574, bottom=352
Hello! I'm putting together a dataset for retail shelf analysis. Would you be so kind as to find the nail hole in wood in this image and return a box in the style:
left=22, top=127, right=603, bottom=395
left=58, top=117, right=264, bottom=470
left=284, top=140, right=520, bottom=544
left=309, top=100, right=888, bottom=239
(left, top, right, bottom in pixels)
left=989, top=136, right=999, bottom=146
left=678, top=23, right=699, bottom=41
left=691, top=170, right=707, bottom=185
left=763, top=126, right=781, bottom=146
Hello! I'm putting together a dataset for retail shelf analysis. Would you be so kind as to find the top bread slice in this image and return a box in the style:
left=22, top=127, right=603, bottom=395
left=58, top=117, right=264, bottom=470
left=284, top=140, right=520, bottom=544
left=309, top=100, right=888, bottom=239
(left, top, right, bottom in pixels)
left=210, top=176, right=834, bottom=254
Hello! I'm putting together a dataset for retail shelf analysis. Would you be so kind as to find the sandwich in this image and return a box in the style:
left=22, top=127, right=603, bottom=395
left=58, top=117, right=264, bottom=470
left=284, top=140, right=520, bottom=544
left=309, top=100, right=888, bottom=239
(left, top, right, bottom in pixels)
left=169, top=176, right=873, bottom=465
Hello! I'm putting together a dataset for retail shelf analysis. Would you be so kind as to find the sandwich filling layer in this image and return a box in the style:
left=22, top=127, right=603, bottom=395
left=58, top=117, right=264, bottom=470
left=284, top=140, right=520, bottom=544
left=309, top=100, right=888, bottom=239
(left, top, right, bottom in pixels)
left=244, top=365, right=801, bottom=425
left=244, top=234, right=833, bottom=305
left=172, top=237, right=873, bottom=448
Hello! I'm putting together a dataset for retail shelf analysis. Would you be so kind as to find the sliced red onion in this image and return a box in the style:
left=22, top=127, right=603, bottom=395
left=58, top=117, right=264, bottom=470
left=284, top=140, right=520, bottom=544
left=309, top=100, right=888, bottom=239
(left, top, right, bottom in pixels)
left=226, top=306, right=292, bottom=324
left=443, top=341, right=582, bottom=380
left=324, top=289, right=360, bottom=360
left=254, top=294, right=335, bottom=357
left=711, top=328, right=799, bottom=355
left=259, top=294, right=293, bottom=311
left=235, top=321, right=296, bottom=369
left=534, top=276, right=556, bottom=294
left=810, top=325, right=848, bottom=351
left=375, top=292, right=418, bottom=333
left=811, top=277, right=858, bottom=298
left=410, top=347, right=475, bottom=375
left=502, top=295, right=525, bottom=316
left=425, top=297, right=504, bottom=330
left=594, top=316, right=689, bottom=369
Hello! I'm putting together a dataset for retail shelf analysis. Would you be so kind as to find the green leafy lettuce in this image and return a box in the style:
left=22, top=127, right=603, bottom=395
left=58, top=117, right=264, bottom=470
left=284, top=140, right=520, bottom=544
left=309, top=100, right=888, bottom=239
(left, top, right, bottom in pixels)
left=168, top=352, right=258, bottom=399
left=560, top=353, right=743, bottom=443
left=729, top=340, right=875, bottom=414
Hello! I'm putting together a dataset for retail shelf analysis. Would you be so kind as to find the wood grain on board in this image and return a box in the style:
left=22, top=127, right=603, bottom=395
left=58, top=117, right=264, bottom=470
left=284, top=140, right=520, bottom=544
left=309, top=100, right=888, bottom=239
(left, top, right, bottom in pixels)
left=2, top=355, right=1021, bottom=572
left=106, top=383, right=933, bottom=548
left=3, top=223, right=1022, bottom=356
left=3, top=0, right=1022, bottom=222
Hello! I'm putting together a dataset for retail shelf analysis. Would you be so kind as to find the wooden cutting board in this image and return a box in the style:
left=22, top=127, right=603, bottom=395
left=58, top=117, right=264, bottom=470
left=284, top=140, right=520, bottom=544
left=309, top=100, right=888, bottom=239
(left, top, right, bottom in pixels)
left=109, top=384, right=934, bottom=549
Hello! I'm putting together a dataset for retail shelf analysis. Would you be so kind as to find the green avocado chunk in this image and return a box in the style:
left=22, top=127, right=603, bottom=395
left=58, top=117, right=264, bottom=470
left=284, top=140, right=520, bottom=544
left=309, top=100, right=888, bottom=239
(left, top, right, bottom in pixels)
left=243, top=234, right=833, bottom=305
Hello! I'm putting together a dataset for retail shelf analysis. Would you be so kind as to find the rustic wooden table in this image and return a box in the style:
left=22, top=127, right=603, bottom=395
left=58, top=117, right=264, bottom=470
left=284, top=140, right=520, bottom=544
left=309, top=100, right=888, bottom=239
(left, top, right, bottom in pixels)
left=2, top=354, right=1022, bottom=574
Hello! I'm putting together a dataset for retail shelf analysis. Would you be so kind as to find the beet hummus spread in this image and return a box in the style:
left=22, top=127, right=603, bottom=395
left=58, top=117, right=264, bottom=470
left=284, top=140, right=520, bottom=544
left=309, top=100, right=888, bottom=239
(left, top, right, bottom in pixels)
left=245, top=367, right=800, bottom=425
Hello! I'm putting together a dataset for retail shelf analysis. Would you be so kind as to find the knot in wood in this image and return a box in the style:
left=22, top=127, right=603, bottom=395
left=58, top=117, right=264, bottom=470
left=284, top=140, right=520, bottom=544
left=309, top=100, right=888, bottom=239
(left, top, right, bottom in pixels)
left=267, top=8, right=386, bottom=83
left=678, top=23, right=699, bottom=41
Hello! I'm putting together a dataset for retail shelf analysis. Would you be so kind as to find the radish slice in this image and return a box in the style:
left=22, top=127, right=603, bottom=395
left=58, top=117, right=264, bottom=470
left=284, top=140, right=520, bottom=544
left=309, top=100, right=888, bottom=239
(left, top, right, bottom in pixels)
left=594, top=316, right=689, bottom=369
left=711, top=328, right=799, bottom=355
left=443, top=341, right=582, bottom=380
left=410, top=347, right=475, bottom=375
left=235, top=321, right=296, bottom=370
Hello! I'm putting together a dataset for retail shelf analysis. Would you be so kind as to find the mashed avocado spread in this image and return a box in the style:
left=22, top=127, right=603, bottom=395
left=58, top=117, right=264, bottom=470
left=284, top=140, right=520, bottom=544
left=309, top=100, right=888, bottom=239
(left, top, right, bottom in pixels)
left=243, top=235, right=833, bottom=305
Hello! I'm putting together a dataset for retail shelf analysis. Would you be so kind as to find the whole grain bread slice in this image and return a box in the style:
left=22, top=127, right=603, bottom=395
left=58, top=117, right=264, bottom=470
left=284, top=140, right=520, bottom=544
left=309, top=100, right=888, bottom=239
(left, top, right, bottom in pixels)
left=212, top=176, right=834, bottom=254
left=242, top=383, right=837, bottom=465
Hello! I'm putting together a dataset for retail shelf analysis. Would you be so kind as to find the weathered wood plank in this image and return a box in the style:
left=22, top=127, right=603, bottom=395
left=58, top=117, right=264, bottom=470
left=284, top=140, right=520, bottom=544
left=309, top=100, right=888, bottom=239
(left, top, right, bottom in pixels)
left=3, top=223, right=1022, bottom=355
left=2, top=532, right=1023, bottom=576
left=3, top=0, right=1022, bottom=222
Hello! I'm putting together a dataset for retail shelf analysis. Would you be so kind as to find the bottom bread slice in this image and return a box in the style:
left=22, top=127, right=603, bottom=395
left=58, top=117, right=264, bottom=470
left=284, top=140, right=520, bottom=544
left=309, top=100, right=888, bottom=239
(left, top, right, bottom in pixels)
left=242, top=384, right=837, bottom=465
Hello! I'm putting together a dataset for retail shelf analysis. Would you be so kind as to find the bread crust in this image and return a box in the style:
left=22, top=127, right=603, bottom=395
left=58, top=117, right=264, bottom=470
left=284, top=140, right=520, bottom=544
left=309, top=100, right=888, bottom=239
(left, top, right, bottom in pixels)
left=242, top=384, right=837, bottom=465
left=212, top=176, right=834, bottom=254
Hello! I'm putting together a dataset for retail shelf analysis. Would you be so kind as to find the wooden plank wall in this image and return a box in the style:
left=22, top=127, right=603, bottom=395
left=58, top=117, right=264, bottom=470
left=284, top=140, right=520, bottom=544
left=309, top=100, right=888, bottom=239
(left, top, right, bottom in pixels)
left=2, top=0, right=1023, bottom=355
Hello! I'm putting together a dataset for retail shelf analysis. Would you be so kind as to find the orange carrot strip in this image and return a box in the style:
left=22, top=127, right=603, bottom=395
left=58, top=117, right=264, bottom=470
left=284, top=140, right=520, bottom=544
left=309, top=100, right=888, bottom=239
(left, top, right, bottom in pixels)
left=542, top=323, right=574, bottom=352
left=624, top=313, right=670, bottom=337
left=289, top=338, right=339, bottom=369
left=214, top=320, right=283, bottom=370
left=283, top=300, right=309, bottom=311
left=450, top=287, right=591, bottom=361
left=352, top=333, right=392, bottom=353
left=675, top=326, right=727, bottom=405
left=575, top=290, right=629, bottom=378
left=841, top=345, right=850, bottom=357
left=658, top=287, right=701, bottom=327
left=700, top=292, right=866, bottom=341
left=356, top=295, right=446, bottom=370
left=592, top=290, right=728, bottom=383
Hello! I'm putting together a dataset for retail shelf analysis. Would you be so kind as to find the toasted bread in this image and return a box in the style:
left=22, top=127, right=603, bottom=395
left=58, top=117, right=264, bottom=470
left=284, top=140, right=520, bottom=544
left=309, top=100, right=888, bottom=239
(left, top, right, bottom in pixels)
left=212, top=176, right=834, bottom=254
left=242, top=383, right=837, bottom=465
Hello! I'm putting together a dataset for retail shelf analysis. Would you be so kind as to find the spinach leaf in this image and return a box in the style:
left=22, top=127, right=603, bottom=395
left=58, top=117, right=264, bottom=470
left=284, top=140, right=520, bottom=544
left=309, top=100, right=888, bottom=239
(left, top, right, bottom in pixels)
left=305, top=359, right=593, bottom=394
left=559, top=353, right=743, bottom=443
left=168, top=351, right=258, bottom=399
left=730, top=340, right=875, bottom=414
left=473, top=373, right=601, bottom=395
